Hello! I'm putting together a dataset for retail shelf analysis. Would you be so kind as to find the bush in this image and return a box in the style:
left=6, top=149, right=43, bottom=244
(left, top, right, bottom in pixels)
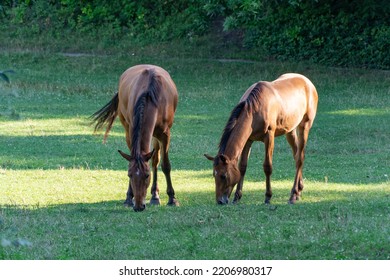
left=3, top=0, right=211, bottom=40
left=1, top=0, right=389, bottom=69
left=219, top=0, right=390, bottom=69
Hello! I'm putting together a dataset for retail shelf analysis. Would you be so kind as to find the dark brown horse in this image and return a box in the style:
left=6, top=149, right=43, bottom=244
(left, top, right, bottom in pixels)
left=205, top=73, right=318, bottom=205
left=92, top=65, right=179, bottom=211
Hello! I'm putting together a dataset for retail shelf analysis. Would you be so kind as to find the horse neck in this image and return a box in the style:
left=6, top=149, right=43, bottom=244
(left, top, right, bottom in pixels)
left=221, top=112, right=253, bottom=161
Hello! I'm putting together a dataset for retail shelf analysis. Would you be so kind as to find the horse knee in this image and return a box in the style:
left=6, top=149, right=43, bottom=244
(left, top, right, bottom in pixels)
left=233, top=191, right=242, bottom=204
left=161, top=161, right=171, bottom=175
left=263, top=163, right=272, bottom=176
left=239, top=164, right=247, bottom=176
left=298, top=179, right=304, bottom=191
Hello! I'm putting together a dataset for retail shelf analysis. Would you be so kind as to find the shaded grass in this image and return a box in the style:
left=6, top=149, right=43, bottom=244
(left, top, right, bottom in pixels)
left=1, top=48, right=389, bottom=260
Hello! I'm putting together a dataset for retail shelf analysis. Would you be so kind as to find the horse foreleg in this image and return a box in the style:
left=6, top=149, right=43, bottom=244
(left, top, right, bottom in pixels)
left=160, top=130, right=179, bottom=206
left=124, top=181, right=134, bottom=207
left=263, top=131, right=275, bottom=204
left=119, top=115, right=134, bottom=207
left=150, top=138, right=161, bottom=206
left=233, top=140, right=253, bottom=204
left=289, top=123, right=310, bottom=204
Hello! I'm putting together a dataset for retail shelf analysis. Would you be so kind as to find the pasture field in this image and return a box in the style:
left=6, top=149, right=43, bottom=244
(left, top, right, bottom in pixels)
left=0, top=49, right=389, bottom=260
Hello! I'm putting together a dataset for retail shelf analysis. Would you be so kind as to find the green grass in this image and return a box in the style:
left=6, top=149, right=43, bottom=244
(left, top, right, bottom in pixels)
left=0, top=47, right=389, bottom=260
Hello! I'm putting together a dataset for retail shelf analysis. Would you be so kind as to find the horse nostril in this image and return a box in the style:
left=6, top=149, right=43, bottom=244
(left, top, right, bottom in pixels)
left=217, top=195, right=229, bottom=205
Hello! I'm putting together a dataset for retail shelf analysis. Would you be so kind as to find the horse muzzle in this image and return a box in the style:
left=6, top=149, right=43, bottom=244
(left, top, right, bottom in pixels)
left=133, top=203, right=146, bottom=212
left=217, top=194, right=229, bottom=205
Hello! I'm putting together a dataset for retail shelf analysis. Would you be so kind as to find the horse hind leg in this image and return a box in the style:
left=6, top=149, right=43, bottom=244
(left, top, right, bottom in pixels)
left=263, top=130, right=275, bottom=204
left=150, top=138, right=161, bottom=206
left=286, top=129, right=302, bottom=202
left=289, top=122, right=310, bottom=204
left=286, top=129, right=298, bottom=159
left=160, top=130, right=179, bottom=206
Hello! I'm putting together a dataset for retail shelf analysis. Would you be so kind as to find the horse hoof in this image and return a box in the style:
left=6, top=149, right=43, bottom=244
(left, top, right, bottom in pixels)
left=123, top=200, right=134, bottom=208
left=288, top=198, right=296, bottom=204
left=264, top=198, right=271, bottom=204
left=167, top=199, right=179, bottom=207
left=150, top=198, right=161, bottom=206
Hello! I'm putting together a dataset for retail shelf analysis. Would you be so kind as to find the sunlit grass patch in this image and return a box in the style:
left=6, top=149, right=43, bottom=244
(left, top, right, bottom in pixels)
left=1, top=118, right=89, bottom=137
left=0, top=169, right=126, bottom=207
left=328, top=108, right=389, bottom=116
left=0, top=116, right=125, bottom=138
left=2, top=168, right=387, bottom=209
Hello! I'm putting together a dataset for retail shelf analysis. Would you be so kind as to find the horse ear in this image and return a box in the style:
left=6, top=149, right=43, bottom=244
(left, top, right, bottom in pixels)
left=219, top=154, right=229, bottom=164
left=118, top=150, right=132, bottom=161
left=204, top=154, right=215, bottom=161
left=143, top=149, right=155, bottom=161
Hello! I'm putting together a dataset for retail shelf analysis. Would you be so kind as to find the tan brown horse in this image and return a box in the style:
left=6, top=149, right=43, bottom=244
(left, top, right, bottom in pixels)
left=92, top=64, right=179, bottom=211
left=205, top=73, right=318, bottom=205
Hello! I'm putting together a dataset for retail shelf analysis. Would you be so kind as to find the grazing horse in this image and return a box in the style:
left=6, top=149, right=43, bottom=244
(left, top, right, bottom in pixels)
left=92, top=64, right=179, bottom=211
left=205, top=73, right=318, bottom=205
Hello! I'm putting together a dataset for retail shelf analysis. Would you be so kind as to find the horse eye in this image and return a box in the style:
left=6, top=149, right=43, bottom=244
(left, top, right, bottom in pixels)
left=220, top=173, right=227, bottom=180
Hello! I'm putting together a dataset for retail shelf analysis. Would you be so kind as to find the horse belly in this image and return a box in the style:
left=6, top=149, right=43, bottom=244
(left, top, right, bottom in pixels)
left=275, top=114, right=303, bottom=136
left=275, top=100, right=307, bottom=136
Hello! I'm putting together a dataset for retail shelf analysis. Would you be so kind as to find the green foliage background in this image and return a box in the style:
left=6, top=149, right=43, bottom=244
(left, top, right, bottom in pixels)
left=1, top=0, right=389, bottom=68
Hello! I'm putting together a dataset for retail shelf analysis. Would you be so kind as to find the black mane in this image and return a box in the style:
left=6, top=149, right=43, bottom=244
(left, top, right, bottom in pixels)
left=218, top=82, right=263, bottom=154
left=131, top=69, right=159, bottom=155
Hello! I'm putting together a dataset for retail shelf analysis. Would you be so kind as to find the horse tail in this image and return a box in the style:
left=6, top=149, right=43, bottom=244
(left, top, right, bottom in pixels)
left=91, top=92, right=119, bottom=143
left=140, top=68, right=159, bottom=106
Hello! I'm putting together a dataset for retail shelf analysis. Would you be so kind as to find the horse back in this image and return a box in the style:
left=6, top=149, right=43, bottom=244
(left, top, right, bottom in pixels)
left=248, top=73, right=318, bottom=138
left=273, top=73, right=318, bottom=115
left=118, top=65, right=178, bottom=127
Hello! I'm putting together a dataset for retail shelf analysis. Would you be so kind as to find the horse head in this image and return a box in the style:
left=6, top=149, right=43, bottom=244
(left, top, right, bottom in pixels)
left=119, top=150, right=155, bottom=211
left=204, top=153, right=240, bottom=205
